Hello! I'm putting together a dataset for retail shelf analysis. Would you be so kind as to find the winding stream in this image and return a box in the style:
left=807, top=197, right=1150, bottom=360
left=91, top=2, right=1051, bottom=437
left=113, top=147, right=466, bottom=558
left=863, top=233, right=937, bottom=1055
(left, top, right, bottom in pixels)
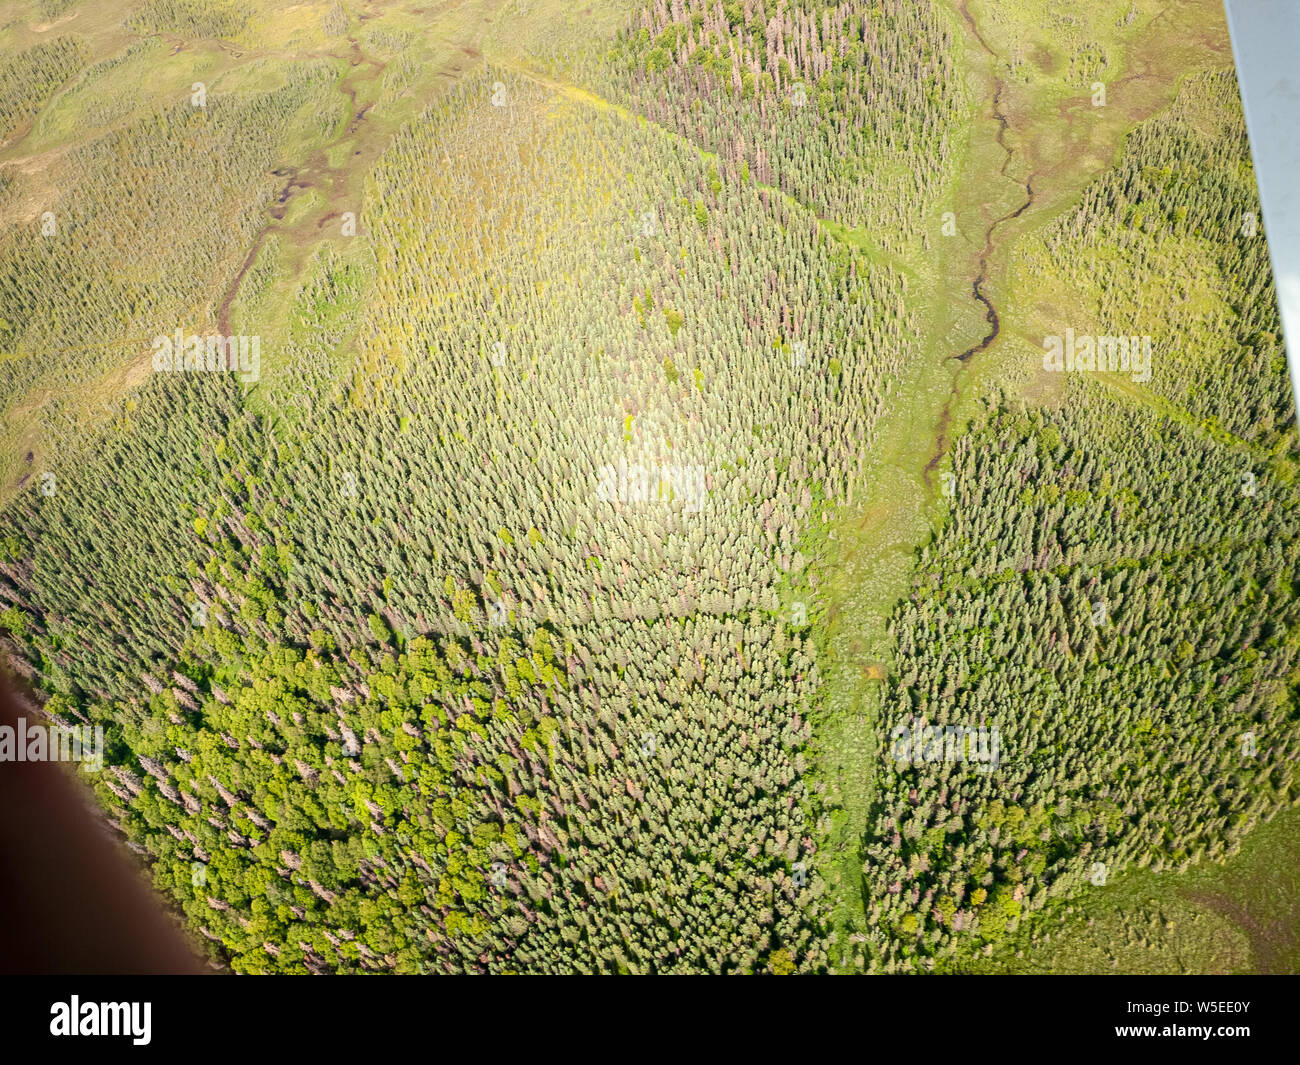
left=923, top=5, right=1036, bottom=486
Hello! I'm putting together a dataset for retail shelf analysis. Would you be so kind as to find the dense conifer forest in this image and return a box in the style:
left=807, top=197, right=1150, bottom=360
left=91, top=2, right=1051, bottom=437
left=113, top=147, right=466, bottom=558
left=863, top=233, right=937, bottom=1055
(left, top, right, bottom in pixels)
left=0, top=0, right=1295, bottom=974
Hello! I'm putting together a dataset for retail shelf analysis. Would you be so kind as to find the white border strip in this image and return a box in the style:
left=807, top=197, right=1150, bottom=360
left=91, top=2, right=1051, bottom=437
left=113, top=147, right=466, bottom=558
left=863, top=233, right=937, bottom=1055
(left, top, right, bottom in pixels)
left=1223, top=0, right=1300, bottom=432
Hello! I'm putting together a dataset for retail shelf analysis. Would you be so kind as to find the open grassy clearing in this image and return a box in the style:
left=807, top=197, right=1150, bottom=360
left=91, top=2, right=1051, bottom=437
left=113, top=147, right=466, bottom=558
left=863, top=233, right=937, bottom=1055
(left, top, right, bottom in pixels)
left=960, top=804, right=1300, bottom=974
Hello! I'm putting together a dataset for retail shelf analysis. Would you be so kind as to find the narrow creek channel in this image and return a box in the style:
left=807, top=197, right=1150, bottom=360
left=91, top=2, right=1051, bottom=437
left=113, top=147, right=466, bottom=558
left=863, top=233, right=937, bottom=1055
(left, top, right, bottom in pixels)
left=923, top=3, right=1036, bottom=486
